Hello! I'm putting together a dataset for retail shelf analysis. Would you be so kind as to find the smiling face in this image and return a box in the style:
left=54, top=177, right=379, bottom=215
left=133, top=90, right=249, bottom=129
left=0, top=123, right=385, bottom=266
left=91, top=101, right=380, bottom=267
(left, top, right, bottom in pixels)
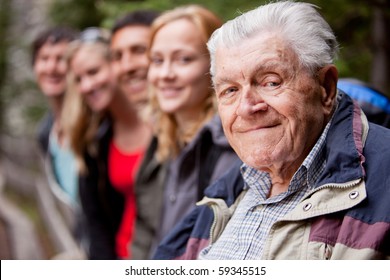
left=110, top=25, right=151, bottom=106
left=70, top=45, right=115, bottom=112
left=214, top=32, right=336, bottom=175
left=33, top=41, right=69, bottom=97
left=147, top=18, right=211, bottom=119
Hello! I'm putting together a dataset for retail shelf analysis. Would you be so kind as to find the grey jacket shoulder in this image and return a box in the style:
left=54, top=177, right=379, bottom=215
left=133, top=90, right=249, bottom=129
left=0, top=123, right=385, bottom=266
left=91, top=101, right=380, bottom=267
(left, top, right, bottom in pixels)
left=200, top=114, right=231, bottom=147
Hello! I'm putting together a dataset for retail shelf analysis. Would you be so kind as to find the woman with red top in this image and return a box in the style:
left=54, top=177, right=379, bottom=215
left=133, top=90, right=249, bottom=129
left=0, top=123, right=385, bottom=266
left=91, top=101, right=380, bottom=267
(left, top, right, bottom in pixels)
left=108, top=144, right=144, bottom=257
left=62, top=27, right=151, bottom=259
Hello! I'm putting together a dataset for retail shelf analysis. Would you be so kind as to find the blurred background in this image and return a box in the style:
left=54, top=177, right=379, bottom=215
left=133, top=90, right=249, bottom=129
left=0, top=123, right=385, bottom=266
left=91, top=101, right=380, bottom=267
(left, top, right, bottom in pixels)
left=0, top=0, right=389, bottom=259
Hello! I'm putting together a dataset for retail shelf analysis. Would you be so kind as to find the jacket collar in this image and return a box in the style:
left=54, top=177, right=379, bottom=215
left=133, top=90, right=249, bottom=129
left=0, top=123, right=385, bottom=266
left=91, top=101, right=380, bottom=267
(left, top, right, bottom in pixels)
left=203, top=159, right=244, bottom=207
left=316, top=91, right=367, bottom=186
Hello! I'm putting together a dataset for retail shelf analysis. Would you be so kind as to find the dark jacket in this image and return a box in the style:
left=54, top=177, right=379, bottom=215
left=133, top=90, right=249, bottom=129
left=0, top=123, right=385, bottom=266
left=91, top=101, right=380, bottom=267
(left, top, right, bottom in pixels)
left=78, top=119, right=124, bottom=259
left=37, top=111, right=54, bottom=155
left=154, top=92, right=390, bottom=260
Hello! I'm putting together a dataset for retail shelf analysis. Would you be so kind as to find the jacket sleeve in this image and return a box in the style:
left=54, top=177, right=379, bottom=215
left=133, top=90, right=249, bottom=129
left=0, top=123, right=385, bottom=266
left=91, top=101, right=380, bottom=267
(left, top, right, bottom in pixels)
left=78, top=155, right=117, bottom=259
left=153, top=160, right=244, bottom=260
left=153, top=205, right=214, bottom=260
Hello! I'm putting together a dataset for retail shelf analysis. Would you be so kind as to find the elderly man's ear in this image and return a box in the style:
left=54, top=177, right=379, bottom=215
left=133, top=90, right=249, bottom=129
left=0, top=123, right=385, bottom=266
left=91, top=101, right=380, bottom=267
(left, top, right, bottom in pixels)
left=318, top=65, right=338, bottom=114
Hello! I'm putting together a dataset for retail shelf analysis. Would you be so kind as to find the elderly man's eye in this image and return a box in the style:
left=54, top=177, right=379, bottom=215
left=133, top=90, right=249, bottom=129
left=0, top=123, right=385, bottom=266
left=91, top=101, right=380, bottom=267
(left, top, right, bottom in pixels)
left=264, top=81, right=280, bottom=87
left=220, top=87, right=238, bottom=98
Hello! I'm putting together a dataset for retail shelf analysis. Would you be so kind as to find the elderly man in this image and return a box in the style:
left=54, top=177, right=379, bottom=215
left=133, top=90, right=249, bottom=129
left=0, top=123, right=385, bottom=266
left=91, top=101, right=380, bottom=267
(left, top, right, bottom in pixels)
left=154, top=1, right=390, bottom=260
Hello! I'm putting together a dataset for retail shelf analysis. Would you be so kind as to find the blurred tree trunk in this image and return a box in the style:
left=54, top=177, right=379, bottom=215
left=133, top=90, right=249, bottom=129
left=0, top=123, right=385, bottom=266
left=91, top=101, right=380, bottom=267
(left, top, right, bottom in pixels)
left=0, top=0, right=11, bottom=131
left=1, top=0, right=50, bottom=136
left=370, top=0, right=390, bottom=95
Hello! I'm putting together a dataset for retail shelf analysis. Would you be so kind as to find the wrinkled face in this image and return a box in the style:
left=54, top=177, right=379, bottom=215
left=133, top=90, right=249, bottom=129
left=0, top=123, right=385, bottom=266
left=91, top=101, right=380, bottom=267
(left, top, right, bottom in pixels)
left=33, top=41, right=69, bottom=97
left=110, top=25, right=151, bottom=106
left=70, top=46, right=115, bottom=112
left=214, top=33, right=333, bottom=172
left=148, top=18, right=211, bottom=117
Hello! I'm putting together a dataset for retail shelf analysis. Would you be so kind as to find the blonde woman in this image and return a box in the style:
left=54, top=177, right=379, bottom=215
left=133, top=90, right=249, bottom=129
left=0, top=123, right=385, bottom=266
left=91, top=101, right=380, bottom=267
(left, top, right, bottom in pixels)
left=63, top=27, right=151, bottom=259
left=132, top=5, right=239, bottom=259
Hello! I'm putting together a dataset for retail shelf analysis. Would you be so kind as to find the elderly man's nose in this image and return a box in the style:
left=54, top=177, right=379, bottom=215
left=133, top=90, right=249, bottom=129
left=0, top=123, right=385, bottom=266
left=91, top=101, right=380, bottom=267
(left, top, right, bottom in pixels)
left=236, top=88, right=267, bottom=116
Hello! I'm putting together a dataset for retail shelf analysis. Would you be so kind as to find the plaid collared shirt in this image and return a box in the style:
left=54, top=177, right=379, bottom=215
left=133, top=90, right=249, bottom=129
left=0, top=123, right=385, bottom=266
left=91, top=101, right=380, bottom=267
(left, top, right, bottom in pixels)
left=199, top=119, right=334, bottom=260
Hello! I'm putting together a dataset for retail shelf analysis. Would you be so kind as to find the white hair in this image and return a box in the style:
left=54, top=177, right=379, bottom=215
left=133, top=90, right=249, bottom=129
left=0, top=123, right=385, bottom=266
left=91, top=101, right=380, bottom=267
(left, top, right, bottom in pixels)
left=207, top=1, right=339, bottom=78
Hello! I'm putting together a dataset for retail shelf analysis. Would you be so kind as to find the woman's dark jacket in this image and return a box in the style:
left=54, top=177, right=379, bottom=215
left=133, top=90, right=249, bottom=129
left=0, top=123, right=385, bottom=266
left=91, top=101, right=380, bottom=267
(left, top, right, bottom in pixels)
left=78, top=119, right=124, bottom=259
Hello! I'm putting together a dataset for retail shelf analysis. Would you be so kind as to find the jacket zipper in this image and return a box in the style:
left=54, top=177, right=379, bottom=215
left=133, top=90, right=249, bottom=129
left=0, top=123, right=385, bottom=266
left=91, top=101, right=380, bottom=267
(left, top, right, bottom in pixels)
left=209, top=204, right=219, bottom=244
left=302, top=178, right=362, bottom=201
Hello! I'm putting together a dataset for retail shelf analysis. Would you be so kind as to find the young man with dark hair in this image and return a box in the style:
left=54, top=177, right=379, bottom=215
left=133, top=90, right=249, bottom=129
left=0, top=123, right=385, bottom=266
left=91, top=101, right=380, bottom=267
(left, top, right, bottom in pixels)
left=110, top=10, right=160, bottom=116
left=32, top=26, right=80, bottom=204
left=33, top=26, right=78, bottom=153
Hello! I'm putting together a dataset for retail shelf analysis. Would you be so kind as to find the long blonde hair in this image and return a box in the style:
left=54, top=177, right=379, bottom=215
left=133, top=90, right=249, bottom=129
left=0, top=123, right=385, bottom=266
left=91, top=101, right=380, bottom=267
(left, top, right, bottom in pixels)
left=148, top=5, right=223, bottom=162
left=61, top=37, right=111, bottom=174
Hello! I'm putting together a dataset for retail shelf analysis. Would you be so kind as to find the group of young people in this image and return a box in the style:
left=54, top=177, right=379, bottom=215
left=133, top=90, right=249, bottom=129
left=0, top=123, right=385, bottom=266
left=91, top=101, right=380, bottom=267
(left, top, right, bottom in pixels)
left=32, top=1, right=390, bottom=260
left=32, top=5, right=239, bottom=260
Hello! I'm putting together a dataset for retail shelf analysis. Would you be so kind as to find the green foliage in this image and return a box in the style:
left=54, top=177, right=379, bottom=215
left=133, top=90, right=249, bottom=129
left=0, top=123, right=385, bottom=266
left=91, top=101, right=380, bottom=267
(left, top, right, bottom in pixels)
left=97, top=0, right=267, bottom=28
left=24, top=104, right=47, bottom=125
left=95, top=0, right=376, bottom=83
left=22, top=81, right=48, bottom=125
left=49, top=0, right=104, bottom=29
left=310, top=0, right=373, bottom=82
left=47, top=0, right=389, bottom=94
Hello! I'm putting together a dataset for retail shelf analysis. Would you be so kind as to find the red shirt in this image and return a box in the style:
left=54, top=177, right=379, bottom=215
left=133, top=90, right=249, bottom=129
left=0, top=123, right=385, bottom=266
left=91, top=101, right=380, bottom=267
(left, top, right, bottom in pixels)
left=108, top=140, right=144, bottom=258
